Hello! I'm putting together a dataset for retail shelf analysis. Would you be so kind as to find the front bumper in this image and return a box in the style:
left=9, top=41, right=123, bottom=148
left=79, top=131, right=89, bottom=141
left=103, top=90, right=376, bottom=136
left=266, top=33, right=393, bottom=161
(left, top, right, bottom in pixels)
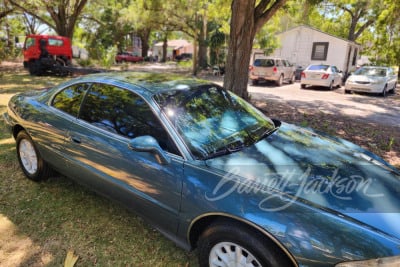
left=344, top=82, right=385, bottom=93
left=2, top=112, right=14, bottom=135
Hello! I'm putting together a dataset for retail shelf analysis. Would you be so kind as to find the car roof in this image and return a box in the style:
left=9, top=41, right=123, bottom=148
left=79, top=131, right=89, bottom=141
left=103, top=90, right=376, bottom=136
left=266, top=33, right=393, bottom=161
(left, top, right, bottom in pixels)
left=361, top=66, right=389, bottom=69
left=70, top=71, right=211, bottom=96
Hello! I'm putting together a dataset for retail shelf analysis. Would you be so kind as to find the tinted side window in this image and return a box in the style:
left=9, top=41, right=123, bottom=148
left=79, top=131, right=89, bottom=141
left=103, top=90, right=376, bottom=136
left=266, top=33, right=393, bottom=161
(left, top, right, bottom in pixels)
left=52, top=83, right=90, bottom=117
left=254, top=59, right=274, bottom=67
left=80, top=83, right=179, bottom=154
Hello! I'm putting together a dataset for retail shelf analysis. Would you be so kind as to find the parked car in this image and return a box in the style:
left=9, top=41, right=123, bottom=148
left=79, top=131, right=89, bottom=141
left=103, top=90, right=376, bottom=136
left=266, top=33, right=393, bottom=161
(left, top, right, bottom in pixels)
left=344, top=66, right=397, bottom=97
left=249, top=58, right=296, bottom=86
left=115, top=52, right=144, bottom=63
left=300, top=64, right=342, bottom=90
left=3, top=72, right=400, bottom=267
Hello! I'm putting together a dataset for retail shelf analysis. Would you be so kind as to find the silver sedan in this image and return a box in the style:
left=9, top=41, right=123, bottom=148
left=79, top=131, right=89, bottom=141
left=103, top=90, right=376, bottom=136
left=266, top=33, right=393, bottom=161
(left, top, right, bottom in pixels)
left=345, top=66, right=397, bottom=97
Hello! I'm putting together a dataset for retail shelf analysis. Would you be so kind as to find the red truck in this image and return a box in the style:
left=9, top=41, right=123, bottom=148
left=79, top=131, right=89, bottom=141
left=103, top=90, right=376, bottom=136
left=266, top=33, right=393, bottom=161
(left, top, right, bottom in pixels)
left=23, top=34, right=73, bottom=75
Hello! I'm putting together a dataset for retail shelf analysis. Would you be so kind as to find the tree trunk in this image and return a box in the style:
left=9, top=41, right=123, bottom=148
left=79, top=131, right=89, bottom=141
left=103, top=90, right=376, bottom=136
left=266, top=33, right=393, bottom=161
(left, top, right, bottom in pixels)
left=138, top=28, right=151, bottom=58
left=223, top=0, right=256, bottom=99
left=162, top=36, right=168, bottom=62
left=223, top=0, right=287, bottom=99
left=198, top=15, right=208, bottom=69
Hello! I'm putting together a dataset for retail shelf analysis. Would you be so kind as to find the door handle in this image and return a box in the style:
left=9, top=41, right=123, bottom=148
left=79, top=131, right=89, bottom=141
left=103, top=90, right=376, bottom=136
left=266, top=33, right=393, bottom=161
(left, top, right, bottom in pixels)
left=70, top=136, right=81, bottom=144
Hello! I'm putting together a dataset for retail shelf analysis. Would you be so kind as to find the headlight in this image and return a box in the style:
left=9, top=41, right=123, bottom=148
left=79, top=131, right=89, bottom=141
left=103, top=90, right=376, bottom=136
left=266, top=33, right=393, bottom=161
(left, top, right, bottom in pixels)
left=335, top=255, right=400, bottom=267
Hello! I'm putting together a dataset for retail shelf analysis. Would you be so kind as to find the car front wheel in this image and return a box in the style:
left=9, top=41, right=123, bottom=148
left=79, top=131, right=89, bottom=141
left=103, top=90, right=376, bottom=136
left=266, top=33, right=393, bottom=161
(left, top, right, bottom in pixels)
left=16, top=131, right=52, bottom=181
left=198, top=221, right=293, bottom=267
left=289, top=73, right=295, bottom=84
left=381, top=85, right=387, bottom=97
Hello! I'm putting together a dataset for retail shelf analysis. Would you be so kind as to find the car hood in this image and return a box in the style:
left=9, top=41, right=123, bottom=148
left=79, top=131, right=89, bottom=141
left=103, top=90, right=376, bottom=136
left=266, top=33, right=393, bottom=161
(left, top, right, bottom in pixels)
left=206, top=122, right=400, bottom=239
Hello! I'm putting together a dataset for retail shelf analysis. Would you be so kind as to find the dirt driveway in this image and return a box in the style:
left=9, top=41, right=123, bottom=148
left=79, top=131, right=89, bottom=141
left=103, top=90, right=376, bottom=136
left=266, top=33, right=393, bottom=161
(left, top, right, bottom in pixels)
left=248, top=81, right=400, bottom=128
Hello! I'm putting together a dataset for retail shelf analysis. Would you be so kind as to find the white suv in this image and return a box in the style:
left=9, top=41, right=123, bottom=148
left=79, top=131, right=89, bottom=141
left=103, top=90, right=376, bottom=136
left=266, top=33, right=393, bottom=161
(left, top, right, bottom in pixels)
left=249, top=58, right=296, bottom=86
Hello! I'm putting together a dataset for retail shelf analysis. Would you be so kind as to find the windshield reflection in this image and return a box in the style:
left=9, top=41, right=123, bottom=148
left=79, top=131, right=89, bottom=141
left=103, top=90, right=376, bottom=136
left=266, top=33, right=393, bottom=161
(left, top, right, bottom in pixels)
left=154, top=84, right=277, bottom=159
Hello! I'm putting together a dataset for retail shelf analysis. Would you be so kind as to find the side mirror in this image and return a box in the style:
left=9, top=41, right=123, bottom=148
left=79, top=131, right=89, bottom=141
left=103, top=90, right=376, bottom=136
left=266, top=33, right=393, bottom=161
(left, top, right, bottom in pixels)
left=128, top=136, right=170, bottom=165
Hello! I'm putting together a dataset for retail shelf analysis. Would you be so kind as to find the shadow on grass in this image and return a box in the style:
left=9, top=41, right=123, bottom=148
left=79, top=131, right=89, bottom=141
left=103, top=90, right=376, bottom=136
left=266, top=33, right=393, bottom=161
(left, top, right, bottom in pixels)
left=0, top=72, right=69, bottom=94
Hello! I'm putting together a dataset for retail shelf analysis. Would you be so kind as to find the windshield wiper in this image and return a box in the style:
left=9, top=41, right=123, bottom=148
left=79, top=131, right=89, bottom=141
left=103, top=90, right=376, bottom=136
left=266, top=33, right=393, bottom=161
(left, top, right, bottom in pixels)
left=257, top=127, right=279, bottom=141
left=204, top=140, right=246, bottom=160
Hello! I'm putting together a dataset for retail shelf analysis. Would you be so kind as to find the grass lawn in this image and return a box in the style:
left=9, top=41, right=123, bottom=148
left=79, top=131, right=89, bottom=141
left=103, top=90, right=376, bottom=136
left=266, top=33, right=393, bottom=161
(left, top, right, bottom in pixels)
left=0, top=65, right=399, bottom=266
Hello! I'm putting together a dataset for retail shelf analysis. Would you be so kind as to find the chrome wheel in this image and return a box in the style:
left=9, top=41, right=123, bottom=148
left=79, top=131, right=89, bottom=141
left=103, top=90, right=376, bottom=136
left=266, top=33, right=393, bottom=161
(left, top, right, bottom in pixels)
left=209, top=242, right=262, bottom=267
left=19, top=139, right=38, bottom=175
left=16, top=131, right=52, bottom=181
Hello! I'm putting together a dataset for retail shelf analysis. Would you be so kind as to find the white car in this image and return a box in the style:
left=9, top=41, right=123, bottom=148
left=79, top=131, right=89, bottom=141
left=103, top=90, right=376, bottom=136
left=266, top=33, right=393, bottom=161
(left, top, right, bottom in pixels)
left=345, top=66, right=397, bottom=97
left=300, top=64, right=343, bottom=90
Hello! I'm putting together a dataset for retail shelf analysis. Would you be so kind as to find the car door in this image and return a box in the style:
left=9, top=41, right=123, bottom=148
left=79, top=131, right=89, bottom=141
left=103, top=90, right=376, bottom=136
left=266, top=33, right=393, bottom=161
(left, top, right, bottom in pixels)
left=38, top=82, right=91, bottom=174
left=283, top=60, right=292, bottom=80
left=62, top=82, right=184, bottom=234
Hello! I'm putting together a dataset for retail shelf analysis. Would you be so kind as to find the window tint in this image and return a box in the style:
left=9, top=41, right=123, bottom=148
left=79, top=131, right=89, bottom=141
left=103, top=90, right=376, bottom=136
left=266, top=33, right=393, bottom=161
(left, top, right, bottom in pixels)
left=308, top=65, right=329, bottom=71
left=155, top=85, right=275, bottom=159
left=253, top=59, right=275, bottom=67
left=80, top=83, right=179, bottom=154
left=52, top=83, right=90, bottom=117
left=354, top=67, right=387, bottom=77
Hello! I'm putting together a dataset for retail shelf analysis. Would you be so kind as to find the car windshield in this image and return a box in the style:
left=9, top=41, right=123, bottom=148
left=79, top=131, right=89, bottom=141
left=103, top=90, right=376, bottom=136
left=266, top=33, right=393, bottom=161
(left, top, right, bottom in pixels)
left=154, top=84, right=277, bottom=159
left=254, top=59, right=274, bottom=67
left=308, top=65, right=329, bottom=71
left=354, top=67, right=387, bottom=77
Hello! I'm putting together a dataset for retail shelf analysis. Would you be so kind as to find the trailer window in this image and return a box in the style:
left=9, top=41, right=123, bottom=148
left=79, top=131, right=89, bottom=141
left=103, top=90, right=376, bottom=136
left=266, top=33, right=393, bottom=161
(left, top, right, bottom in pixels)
left=48, top=38, right=64, bottom=46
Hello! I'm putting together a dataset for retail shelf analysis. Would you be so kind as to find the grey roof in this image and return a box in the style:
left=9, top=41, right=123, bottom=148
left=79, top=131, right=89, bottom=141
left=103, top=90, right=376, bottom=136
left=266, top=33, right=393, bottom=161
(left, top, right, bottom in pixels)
left=277, top=25, right=361, bottom=46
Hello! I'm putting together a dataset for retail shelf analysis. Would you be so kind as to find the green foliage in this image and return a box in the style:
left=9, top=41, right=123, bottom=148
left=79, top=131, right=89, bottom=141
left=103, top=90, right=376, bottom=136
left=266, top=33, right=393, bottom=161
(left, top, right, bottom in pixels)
left=209, top=25, right=226, bottom=65
left=76, top=58, right=93, bottom=67
left=100, top=45, right=118, bottom=69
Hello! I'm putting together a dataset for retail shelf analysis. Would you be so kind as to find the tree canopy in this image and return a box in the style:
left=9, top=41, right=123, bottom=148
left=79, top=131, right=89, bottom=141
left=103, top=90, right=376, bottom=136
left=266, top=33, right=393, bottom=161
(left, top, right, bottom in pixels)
left=1, top=0, right=399, bottom=81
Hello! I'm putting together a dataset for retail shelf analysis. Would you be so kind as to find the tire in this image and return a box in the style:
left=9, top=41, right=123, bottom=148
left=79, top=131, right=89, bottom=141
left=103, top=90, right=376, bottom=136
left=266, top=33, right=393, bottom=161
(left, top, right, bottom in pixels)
left=275, top=75, right=283, bottom=86
left=300, top=84, right=306, bottom=89
left=344, top=89, right=351, bottom=94
left=328, top=81, right=334, bottom=90
left=198, top=221, right=293, bottom=267
left=381, top=85, right=387, bottom=97
left=28, top=60, right=42, bottom=76
left=55, top=58, right=69, bottom=76
left=16, top=131, right=52, bottom=181
left=251, top=79, right=259, bottom=86
left=390, top=83, right=396, bottom=94
left=289, top=73, right=295, bottom=84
